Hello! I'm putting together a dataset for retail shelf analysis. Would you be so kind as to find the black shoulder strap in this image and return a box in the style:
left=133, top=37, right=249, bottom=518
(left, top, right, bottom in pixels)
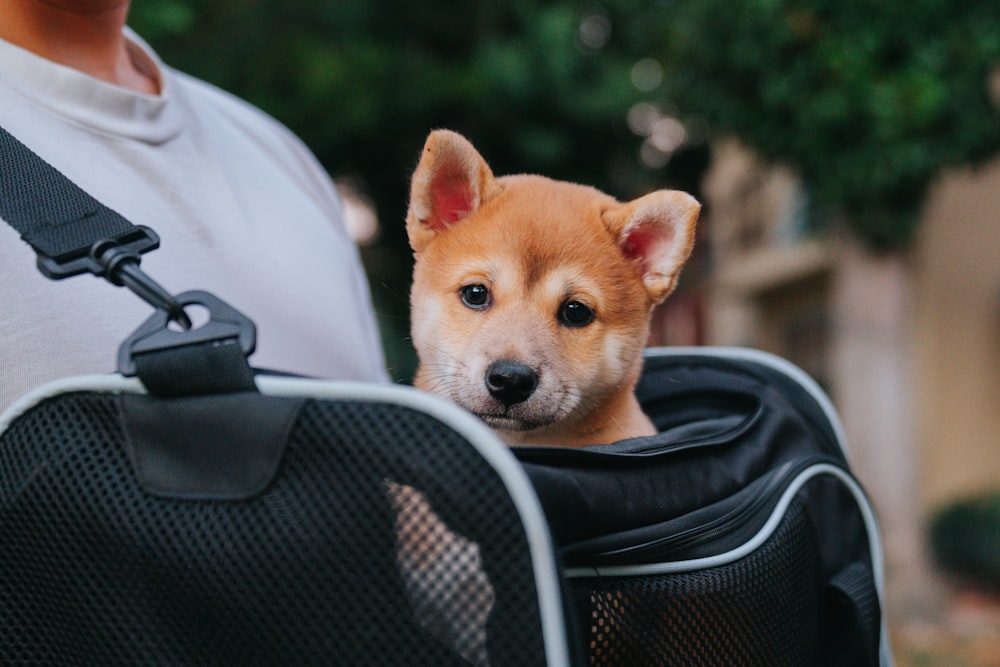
left=0, top=124, right=257, bottom=395
left=0, top=124, right=144, bottom=267
left=0, top=125, right=190, bottom=322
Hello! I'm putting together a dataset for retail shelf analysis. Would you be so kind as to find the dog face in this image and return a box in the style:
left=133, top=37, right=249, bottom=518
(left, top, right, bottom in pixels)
left=407, top=130, right=699, bottom=446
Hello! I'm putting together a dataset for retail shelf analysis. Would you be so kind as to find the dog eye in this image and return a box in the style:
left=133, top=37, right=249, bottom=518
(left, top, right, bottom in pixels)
left=559, top=300, right=595, bottom=327
left=460, top=284, right=491, bottom=309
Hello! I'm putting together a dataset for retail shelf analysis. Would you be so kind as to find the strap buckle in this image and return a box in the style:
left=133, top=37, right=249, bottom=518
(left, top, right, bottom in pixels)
left=35, top=224, right=159, bottom=279
left=117, top=290, right=257, bottom=377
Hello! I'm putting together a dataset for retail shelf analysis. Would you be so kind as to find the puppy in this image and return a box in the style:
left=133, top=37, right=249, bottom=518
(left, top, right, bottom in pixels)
left=392, top=130, right=699, bottom=662
left=406, top=129, right=700, bottom=447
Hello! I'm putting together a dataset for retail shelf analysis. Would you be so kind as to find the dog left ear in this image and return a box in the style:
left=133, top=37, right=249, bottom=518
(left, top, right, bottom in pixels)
left=604, top=190, right=701, bottom=304
left=406, top=130, right=498, bottom=253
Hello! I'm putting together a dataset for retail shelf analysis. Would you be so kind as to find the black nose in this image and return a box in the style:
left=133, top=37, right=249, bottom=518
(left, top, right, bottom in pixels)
left=485, top=360, right=539, bottom=406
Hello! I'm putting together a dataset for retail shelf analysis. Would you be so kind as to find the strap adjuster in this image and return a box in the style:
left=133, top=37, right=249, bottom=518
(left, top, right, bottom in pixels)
left=34, top=224, right=160, bottom=280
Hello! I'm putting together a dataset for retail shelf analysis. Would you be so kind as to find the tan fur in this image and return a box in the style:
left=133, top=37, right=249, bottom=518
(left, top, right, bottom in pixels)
left=407, top=130, right=700, bottom=447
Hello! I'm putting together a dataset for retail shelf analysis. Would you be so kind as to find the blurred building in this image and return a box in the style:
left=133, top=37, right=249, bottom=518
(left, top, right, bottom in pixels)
left=650, top=138, right=1000, bottom=618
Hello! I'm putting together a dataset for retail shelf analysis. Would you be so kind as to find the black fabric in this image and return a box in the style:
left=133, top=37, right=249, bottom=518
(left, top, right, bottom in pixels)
left=556, top=459, right=810, bottom=566
left=0, top=392, right=557, bottom=666
left=0, top=349, right=884, bottom=666
left=563, top=478, right=881, bottom=667
left=823, top=563, right=881, bottom=667
left=517, top=351, right=884, bottom=666
left=515, top=360, right=833, bottom=547
left=637, top=353, right=843, bottom=458
left=569, top=498, right=824, bottom=667
left=121, top=392, right=303, bottom=500
left=131, top=338, right=258, bottom=396
left=0, top=125, right=137, bottom=261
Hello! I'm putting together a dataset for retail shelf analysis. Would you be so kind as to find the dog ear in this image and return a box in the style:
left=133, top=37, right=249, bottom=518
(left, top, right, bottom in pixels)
left=604, top=190, right=701, bottom=304
left=406, top=130, right=497, bottom=252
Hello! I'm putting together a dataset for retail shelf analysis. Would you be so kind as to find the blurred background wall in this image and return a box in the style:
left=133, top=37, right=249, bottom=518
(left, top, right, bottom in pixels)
left=131, top=1, right=1000, bottom=660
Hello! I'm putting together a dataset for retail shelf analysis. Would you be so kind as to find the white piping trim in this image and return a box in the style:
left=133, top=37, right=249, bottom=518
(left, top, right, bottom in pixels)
left=0, top=374, right=146, bottom=434
left=0, top=374, right=572, bottom=667
left=564, top=462, right=893, bottom=666
left=645, top=346, right=852, bottom=463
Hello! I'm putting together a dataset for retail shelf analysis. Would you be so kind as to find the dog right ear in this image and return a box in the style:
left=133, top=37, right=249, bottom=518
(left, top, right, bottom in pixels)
left=406, top=130, right=497, bottom=252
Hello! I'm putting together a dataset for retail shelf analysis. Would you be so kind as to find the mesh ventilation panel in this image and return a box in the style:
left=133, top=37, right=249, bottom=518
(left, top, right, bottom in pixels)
left=0, top=392, right=550, bottom=666
left=570, top=498, right=822, bottom=667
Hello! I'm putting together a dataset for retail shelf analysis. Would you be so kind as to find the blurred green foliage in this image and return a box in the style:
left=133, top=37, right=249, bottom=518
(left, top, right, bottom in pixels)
left=658, top=0, right=1000, bottom=249
left=130, top=0, right=698, bottom=379
left=129, top=0, right=680, bottom=209
left=129, top=0, right=1000, bottom=374
left=930, top=492, right=1000, bottom=590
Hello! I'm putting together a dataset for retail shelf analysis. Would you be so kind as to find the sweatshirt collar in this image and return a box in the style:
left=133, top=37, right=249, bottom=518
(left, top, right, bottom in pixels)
left=0, top=27, right=183, bottom=145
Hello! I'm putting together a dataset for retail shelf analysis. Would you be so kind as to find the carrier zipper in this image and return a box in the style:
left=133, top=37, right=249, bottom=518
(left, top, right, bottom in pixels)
left=587, top=457, right=823, bottom=563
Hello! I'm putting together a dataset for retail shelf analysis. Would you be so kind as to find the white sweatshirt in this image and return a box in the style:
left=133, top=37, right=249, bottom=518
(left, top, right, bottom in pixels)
left=0, top=29, right=389, bottom=411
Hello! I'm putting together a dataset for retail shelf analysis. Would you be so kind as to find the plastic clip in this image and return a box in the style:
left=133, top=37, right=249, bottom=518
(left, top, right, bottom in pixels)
left=34, top=225, right=191, bottom=329
left=35, top=225, right=160, bottom=280
left=91, top=239, right=192, bottom=330
left=117, top=290, right=257, bottom=377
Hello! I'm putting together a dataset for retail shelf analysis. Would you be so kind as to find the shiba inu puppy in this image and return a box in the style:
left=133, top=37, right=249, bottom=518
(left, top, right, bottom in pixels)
left=406, top=129, right=700, bottom=447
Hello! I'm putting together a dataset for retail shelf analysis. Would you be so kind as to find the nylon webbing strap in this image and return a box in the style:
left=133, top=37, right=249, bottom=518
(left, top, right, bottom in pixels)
left=0, top=125, right=140, bottom=265
left=0, top=125, right=258, bottom=392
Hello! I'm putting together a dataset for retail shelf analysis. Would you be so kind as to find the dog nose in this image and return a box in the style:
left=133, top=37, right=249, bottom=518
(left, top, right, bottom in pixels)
left=485, top=360, right=538, bottom=406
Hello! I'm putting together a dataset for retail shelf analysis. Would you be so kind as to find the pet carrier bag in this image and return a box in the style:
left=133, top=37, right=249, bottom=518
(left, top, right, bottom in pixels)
left=516, top=347, right=893, bottom=666
left=1, top=124, right=892, bottom=666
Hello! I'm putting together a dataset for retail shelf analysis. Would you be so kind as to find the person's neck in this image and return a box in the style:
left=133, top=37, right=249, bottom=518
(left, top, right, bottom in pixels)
left=0, top=0, right=158, bottom=95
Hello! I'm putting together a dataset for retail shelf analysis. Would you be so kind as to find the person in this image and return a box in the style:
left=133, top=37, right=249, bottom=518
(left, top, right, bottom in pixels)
left=0, top=0, right=390, bottom=413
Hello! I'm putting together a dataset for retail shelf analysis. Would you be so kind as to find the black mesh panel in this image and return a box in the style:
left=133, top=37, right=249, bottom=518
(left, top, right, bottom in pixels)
left=570, top=498, right=822, bottom=666
left=0, top=392, right=551, bottom=666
